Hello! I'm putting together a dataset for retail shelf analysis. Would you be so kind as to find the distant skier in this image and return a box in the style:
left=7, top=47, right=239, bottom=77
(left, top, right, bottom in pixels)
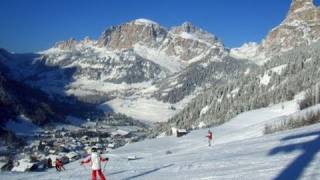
left=55, top=158, right=65, bottom=171
left=55, top=158, right=61, bottom=171
left=59, top=159, right=65, bottom=171
left=207, top=130, right=213, bottom=147
left=81, top=147, right=108, bottom=180
left=47, top=158, right=52, bottom=168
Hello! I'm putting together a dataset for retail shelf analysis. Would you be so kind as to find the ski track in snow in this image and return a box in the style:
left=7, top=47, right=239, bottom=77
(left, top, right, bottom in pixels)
left=2, top=100, right=320, bottom=180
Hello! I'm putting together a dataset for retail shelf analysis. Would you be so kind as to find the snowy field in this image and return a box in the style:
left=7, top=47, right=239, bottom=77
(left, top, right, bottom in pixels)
left=100, top=87, right=198, bottom=123
left=2, top=100, right=320, bottom=180
left=103, top=97, right=177, bottom=122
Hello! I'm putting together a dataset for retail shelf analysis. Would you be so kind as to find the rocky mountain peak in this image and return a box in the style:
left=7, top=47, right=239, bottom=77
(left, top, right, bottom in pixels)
left=79, top=36, right=94, bottom=46
left=97, top=19, right=167, bottom=50
left=179, top=22, right=197, bottom=33
left=257, top=0, right=320, bottom=57
left=170, top=22, right=219, bottom=42
left=170, top=22, right=202, bottom=34
left=289, top=0, right=315, bottom=14
left=54, top=38, right=77, bottom=50
left=286, top=0, right=319, bottom=23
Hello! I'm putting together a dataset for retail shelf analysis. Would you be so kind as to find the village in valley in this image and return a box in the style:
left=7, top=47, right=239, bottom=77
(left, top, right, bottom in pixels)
left=0, top=114, right=149, bottom=172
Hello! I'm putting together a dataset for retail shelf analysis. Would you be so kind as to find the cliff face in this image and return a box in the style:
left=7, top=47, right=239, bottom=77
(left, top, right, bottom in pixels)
left=260, top=0, right=320, bottom=55
left=96, top=19, right=225, bottom=62
left=97, top=19, right=167, bottom=50
left=289, top=0, right=315, bottom=14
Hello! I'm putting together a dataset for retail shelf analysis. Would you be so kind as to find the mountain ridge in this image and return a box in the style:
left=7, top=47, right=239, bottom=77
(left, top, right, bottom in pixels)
left=231, top=0, right=320, bottom=64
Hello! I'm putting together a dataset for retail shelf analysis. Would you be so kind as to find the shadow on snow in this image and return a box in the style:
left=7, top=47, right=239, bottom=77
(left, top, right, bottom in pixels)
left=123, top=164, right=174, bottom=180
left=269, top=130, right=320, bottom=180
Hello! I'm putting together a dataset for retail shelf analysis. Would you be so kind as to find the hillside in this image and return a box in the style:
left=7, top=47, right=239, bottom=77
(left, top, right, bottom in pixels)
left=160, top=41, right=320, bottom=133
left=159, top=0, right=320, bottom=133
left=1, top=99, right=320, bottom=179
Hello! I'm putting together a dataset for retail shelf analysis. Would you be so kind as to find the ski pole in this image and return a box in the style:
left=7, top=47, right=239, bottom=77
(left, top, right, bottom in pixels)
left=102, top=161, right=108, bottom=174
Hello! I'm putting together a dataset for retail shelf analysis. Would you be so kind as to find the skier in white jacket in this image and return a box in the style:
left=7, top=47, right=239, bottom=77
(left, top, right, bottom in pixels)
left=81, top=147, right=108, bottom=180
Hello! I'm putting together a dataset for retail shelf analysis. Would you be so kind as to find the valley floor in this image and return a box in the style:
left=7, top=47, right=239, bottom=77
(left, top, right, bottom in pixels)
left=2, top=100, right=320, bottom=180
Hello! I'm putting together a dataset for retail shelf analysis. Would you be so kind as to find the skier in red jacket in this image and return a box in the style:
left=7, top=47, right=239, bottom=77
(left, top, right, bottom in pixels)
left=55, top=158, right=65, bottom=171
left=81, top=147, right=108, bottom=180
left=207, top=130, right=213, bottom=147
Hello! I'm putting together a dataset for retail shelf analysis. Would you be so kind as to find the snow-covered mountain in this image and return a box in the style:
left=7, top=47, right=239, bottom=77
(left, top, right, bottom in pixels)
left=39, top=19, right=227, bottom=93
left=229, top=42, right=261, bottom=61
left=164, top=40, right=320, bottom=133
left=260, top=0, right=320, bottom=55
left=163, top=0, right=320, bottom=132
left=0, top=19, right=233, bottom=123
left=98, top=19, right=225, bottom=64
left=0, top=0, right=319, bottom=131
left=231, top=0, right=320, bottom=64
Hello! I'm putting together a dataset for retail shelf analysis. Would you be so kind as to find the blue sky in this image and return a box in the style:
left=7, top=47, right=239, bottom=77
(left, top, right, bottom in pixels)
left=0, top=0, right=318, bottom=53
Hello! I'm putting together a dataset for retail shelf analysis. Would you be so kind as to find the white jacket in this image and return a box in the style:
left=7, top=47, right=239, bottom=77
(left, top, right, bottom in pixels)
left=83, top=152, right=104, bottom=170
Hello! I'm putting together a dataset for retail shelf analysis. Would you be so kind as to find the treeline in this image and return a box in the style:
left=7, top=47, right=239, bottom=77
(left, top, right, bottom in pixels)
left=264, top=110, right=320, bottom=134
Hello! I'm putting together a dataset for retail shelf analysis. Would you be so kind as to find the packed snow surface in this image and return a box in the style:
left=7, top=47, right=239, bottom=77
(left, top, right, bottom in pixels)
left=100, top=87, right=199, bottom=123
left=101, top=93, right=195, bottom=123
left=2, top=100, right=320, bottom=179
left=103, top=97, right=176, bottom=123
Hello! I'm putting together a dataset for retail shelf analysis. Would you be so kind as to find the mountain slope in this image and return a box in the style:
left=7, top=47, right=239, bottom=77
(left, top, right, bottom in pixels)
left=2, top=101, right=320, bottom=180
left=0, top=50, right=105, bottom=135
left=160, top=41, right=320, bottom=133
left=161, top=0, right=320, bottom=132
left=153, top=56, right=256, bottom=103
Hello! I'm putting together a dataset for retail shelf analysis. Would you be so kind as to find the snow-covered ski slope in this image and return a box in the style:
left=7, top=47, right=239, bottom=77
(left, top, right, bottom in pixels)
left=2, top=99, right=320, bottom=180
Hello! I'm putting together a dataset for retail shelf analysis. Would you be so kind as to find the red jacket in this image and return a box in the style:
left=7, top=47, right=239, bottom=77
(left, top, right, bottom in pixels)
left=56, top=159, right=63, bottom=167
left=207, top=132, right=213, bottom=140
